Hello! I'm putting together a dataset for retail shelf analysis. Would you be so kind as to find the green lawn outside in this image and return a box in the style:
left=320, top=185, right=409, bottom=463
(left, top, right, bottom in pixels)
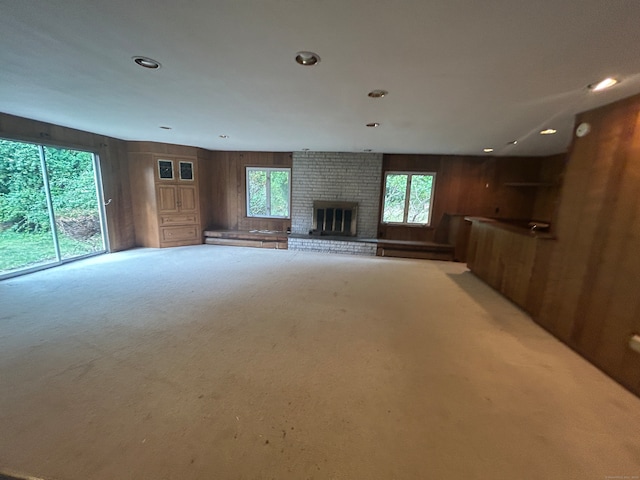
left=0, top=230, right=103, bottom=273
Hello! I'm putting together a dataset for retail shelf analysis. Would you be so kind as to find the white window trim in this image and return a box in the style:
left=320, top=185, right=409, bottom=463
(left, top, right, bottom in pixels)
left=381, top=171, right=436, bottom=226
left=246, top=167, right=291, bottom=219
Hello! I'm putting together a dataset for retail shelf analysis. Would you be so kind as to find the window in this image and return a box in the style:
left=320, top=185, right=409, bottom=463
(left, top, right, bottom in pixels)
left=246, top=167, right=291, bottom=218
left=157, top=160, right=173, bottom=179
left=382, top=172, right=436, bottom=225
left=179, top=161, right=193, bottom=181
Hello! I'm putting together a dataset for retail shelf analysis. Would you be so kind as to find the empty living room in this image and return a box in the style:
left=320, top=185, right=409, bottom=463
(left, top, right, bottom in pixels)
left=1, top=1, right=640, bottom=479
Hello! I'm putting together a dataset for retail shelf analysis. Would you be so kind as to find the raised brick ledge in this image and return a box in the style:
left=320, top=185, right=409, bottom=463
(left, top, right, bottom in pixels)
left=288, top=236, right=377, bottom=256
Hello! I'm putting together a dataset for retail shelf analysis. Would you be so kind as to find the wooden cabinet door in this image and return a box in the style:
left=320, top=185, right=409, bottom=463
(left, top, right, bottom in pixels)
left=157, top=185, right=179, bottom=213
left=178, top=185, right=198, bottom=213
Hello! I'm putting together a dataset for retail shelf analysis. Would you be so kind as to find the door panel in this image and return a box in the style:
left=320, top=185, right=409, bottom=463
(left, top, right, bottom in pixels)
left=43, top=146, right=105, bottom=260
left=178, top=185, right=198, bottom=213
left=157, top=185, right=178, bottom=213
left=0, top=139, right=107, bottom=279
left=0, top=140, right=57, bottom=275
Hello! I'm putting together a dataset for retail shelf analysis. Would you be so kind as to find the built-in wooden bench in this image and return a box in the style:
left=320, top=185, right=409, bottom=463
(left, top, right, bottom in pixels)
left=203, top=229, right=288, bottom=249
left=375, top=239, right=455, bottom=261
left=204, top=229, right=456, bottom=260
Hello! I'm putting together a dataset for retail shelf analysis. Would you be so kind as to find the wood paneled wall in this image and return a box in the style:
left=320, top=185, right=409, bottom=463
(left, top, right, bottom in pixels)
left=0, top=111, right=564, bottom=249
left=534, top=93, right=640, bottom=396
left=532, top=154, right=566, bottom=223
left=466, top=218, right=553, bottom=310
left=100, top=138, right=135, bottom=251
left=0, top=113, right=135, bottom=251
left=380, top=154, right=564, bottom=242
left=207, top=151, right=292, bottom=232
left=197, top=148, right=214, bottom=231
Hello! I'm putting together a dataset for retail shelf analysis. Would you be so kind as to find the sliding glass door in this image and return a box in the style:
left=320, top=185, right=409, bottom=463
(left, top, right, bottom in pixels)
left=0, top=138, right=107, bottom=278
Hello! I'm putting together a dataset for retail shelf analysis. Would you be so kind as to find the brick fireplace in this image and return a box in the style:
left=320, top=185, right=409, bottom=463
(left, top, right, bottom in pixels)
left=289, top=151, right=382, bottom=255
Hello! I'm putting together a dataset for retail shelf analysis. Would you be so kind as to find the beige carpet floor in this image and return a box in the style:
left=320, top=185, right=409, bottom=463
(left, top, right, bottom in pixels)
left=1, top=245, right=639, bottom=480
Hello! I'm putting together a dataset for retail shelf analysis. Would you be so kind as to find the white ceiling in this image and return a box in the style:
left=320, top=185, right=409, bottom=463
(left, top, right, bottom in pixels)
left=1, top=0, right=640, bottom=156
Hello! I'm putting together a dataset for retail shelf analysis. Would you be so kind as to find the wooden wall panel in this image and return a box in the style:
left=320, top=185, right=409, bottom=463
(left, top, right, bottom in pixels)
left=532, top=154, right=566, bottom=222
left=0, top=113, right=135, bottom=251
left=126, top=151, right=160, bottom=247
left=380, top=154, right=564, bottom=243
left=126, top=141, right=198, bottom=157
left=100, top=138, right=135, bottom=251
left=207, top=151, right=292, bottom=232
left=466, top=219, right=544, bottom=309
left=535, top=93, right=640, bottom=396
left=197, top=148, right=214, bottom=231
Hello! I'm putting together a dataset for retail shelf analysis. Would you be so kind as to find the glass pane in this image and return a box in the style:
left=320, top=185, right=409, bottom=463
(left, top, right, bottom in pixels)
left=407, top=174, right=433, bottom=224
left=382, top=174, right=408, bottom=223
left=179, top=161, right=193, bottom=180
left=248, top=170, right=267, bottom=216
left=158, top=160, right=173, bottom=179
left=0, top=139, right=57, bottom=275
left=270, top=170, right=289, bottom=217
left=44, top=146, right=105, bottom=260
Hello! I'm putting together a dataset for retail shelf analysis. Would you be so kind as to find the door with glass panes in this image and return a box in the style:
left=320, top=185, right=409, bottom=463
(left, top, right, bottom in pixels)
left=0, top=138, right=107, bottom=278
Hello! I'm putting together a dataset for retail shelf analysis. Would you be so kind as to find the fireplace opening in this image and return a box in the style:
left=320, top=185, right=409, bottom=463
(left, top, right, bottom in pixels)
left=312, top=201, right=358, bottom=236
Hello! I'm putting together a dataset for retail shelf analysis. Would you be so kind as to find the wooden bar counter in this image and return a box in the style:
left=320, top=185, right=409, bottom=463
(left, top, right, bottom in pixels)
left=465, top=217, right=555, bottom=313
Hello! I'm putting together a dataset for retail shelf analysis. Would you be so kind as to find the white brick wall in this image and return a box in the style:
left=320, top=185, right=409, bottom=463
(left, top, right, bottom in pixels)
left=288, top=237, right=377, bottom=256
left=291, top=152, right=383, bottom=238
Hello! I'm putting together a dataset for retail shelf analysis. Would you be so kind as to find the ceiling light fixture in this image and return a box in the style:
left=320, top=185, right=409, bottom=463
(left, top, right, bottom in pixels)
left=219, top=134, right=229, bottom=139
left=159, top=126, right=172, bottom=130
left=483, top=148, right=494, bottom=153
left=366, top=122, right=380, bottom=128
left=507, top=140, right=518, bottom=145
left=133, top=56, right=161, bottom=69
left=301, top=148, right=310, bottom=151
left=588, top=77, right=618, bottom=92
left=540, top=128, right=557, bottom=135
left=295, top=51, right=321, bottom=66
left=364, top=149, right=373, bottom=152
left=368, top=90, right=388, bottom=98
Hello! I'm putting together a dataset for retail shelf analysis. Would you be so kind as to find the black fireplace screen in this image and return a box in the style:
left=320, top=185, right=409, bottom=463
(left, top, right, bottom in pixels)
left=312, top=201, right=358, bottom=236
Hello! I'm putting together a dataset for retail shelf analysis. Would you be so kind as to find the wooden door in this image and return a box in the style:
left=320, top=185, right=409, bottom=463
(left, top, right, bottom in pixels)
left=157, top=185, right=179, bottom=213
left=178, top=185, right=198, bottom=213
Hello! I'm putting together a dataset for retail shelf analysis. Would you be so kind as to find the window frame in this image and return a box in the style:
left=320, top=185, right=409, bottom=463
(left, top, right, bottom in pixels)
left=0, top=136, right=109, bottom=280
left=381, top=171, right=436, bottom=226
left=245, top=166, right=291, bottom=219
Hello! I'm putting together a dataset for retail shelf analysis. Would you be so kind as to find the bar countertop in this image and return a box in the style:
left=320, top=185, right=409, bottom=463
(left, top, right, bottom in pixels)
left=464, top=216, right=556, bottom=240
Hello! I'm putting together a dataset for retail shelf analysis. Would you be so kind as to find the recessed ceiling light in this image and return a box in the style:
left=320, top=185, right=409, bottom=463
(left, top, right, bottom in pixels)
left=219, top=134, right=229, bottom=139
left=483, top=148, right=494, bottom=153
left=588, top=77, right=618, bottom=91
left=159, top=126, right=172, bottom=130
left=540, top=128, right=557, bottom=135
left=366, top=122, right=380, bottom=128
left=507, top=140, right=518, bottom=145
left=295, top=51, right=321, bottom=66
left=368, top=90, right=388, bottom=98
left=133, top=56, right=161, bottom=69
